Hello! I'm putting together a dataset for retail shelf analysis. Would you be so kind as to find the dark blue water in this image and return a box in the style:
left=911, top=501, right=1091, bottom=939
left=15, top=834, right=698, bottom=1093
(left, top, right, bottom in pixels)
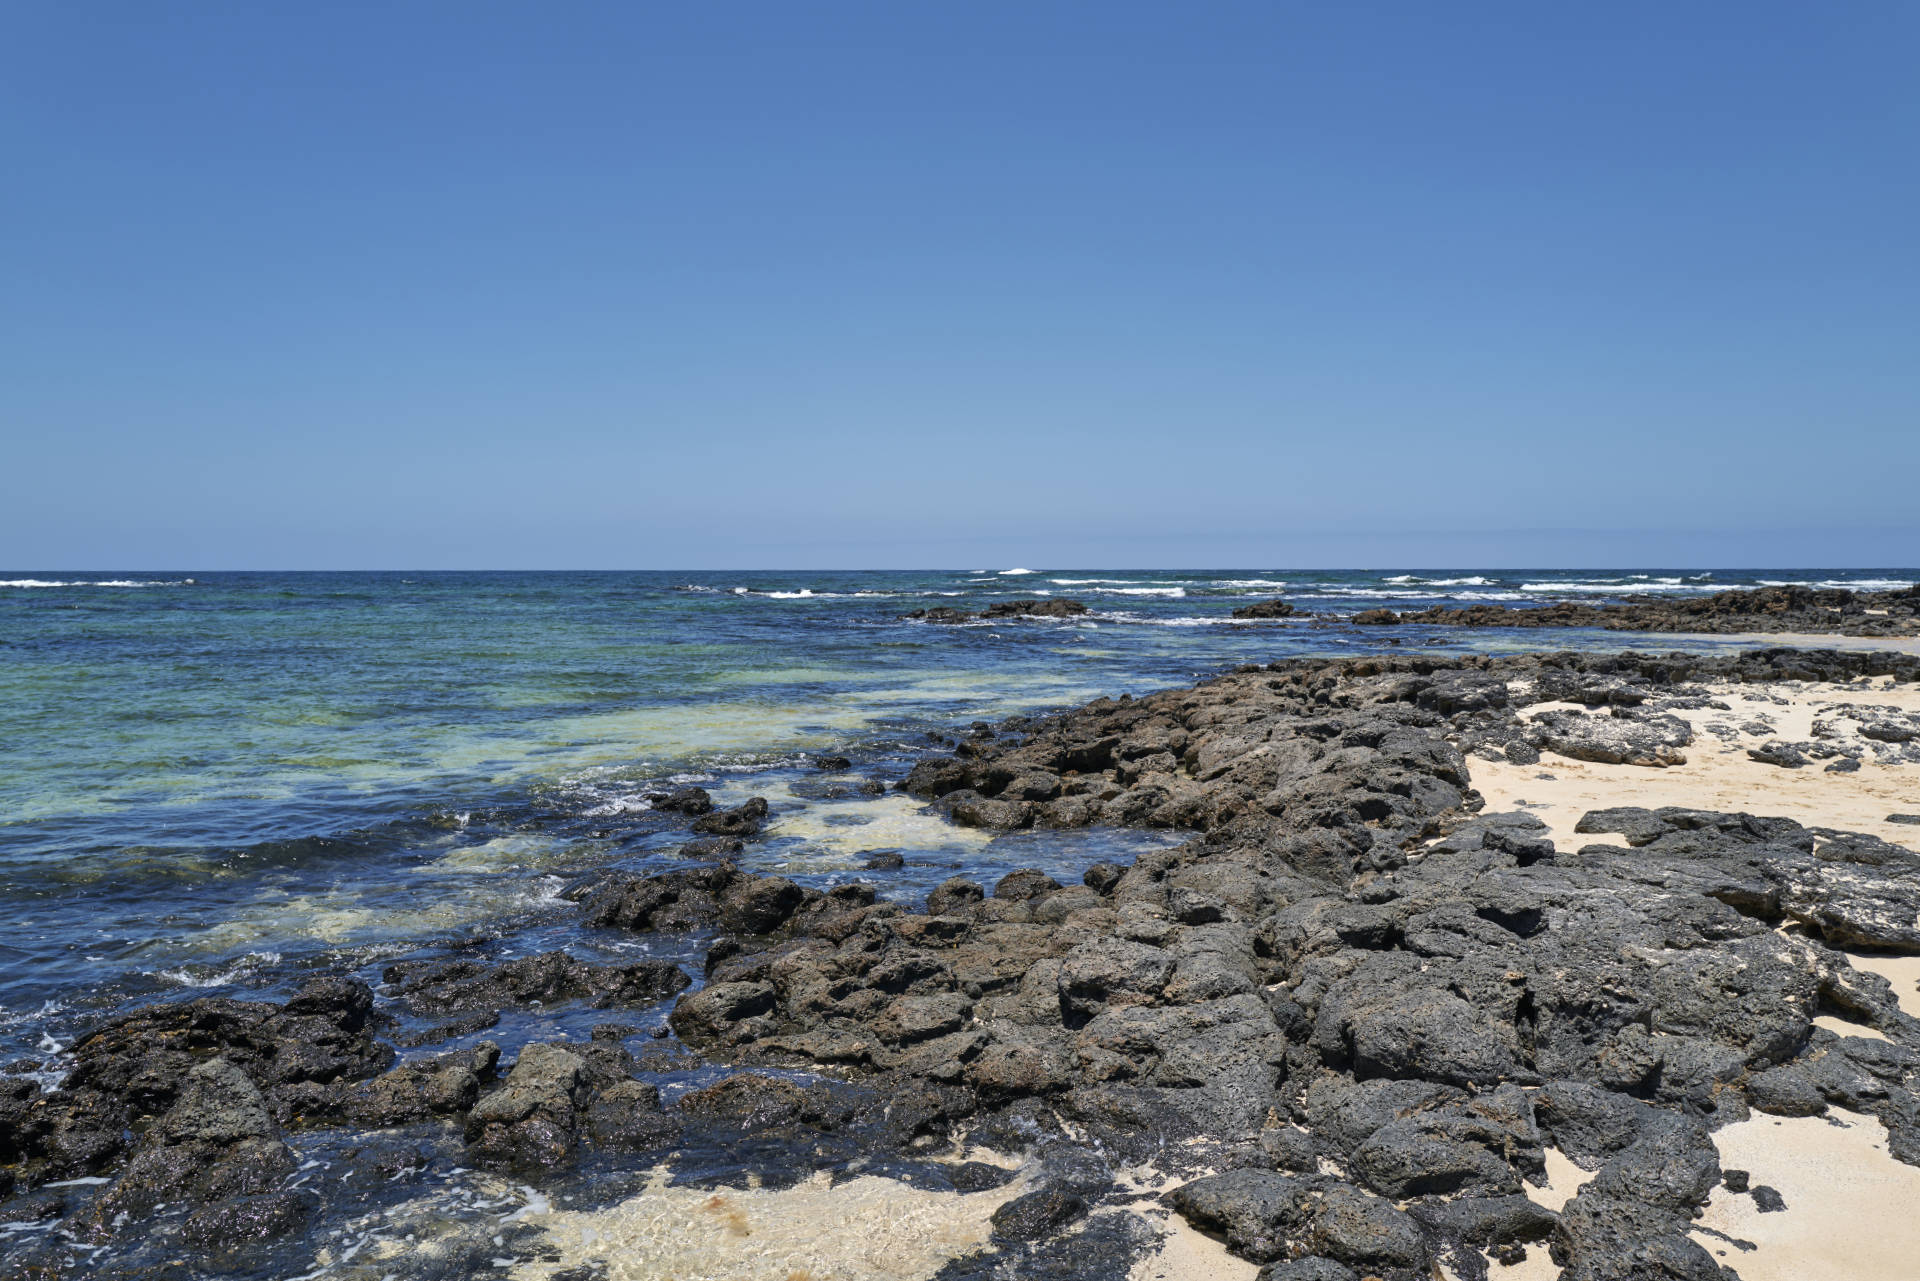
left=1, top=567, right=1912, bottom=1072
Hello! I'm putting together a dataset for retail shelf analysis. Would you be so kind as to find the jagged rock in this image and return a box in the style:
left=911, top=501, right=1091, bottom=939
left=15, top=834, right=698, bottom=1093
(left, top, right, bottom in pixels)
left=995, top=868, right=1063, bottom=900
left=907, top=599, right=1091, bottom=622
left=583, top=1080, right=676, bottom=1150
left=1167, top=1169, right=1429, bottom=1270
left=51, top=976, right=391, bottom=1151
left=342, top=1043, right=499, bottom=1127
left=668, top=981, right=779, bottom=1046
left=1748, top=740, right=1809, bottom=768
left=646, top=785, right=714, bottom=814
left=576, top=865, right=816, bottom=936
left=463, top=1043, right=591, bottom=1168
left=982, top=599, right=1091, bottom=619
left=1394, top=583, right=1920, bottom=637
left=86, top=1058, right=298, bottom=1233
left=1256, top=1262, right=1357, bottom=1281
left=1058, top=939, right=1175, bottom=1023
left=928, top=877, right=986, bottom=915
left=383, top=951, right=690, bottom=1014
left=991, top=1186, right=1089, bottom=1239
left=689, top=796, right=770, bottom=836
left=1530, top=709, right=1692, bottom=767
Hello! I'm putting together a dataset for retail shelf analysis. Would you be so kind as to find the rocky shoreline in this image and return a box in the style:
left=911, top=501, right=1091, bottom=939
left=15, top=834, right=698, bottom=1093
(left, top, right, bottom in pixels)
left=1337, top=584, right=1920, bottom=637
left=902, top=584, right=1920, bottom=638
left=6, top=646, right=1920, bottom=1280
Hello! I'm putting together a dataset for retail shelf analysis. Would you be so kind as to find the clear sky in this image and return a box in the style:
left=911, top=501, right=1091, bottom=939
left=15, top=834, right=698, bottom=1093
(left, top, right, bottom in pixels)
left=3, top=2, right=1915, bottom=569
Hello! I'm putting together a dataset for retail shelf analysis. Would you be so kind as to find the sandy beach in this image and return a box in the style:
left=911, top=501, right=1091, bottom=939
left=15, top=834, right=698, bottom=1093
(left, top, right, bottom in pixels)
left=1470, top=675, right=1920, bottom=853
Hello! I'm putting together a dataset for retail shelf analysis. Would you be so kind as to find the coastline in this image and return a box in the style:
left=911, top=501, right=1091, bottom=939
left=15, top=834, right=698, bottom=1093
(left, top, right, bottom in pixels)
left=4, top=642, right=1920, bottom=1280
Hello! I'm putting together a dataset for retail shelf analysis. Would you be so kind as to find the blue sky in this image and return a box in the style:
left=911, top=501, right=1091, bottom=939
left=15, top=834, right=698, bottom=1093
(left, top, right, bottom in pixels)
left=3, top=2, right=1915, bottom=569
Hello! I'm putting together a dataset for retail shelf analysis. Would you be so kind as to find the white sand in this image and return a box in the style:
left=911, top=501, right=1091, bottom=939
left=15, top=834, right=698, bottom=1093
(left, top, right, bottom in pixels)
left=509, top=1168, right=1025, bottom=1281
left=1467, top=677, right=1920, bottom=1281
left=1126, top=1211, right=1262, bottom=1281
left=1691, top=1109, right=1920, bottom=1281
left=1525, top=1145, right=1590, bottom=1214
left=1843, top=950, right=1920, bottom=1019
left=1120, top=1166, right=1260, bottom=1281
left=1471, top=679, right=1920, bottom=854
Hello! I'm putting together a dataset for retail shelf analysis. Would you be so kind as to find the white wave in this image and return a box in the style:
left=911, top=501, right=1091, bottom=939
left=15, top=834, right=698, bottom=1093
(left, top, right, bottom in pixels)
left=1213, top=579, right=1289, bottom=588
left=1451, top=591, right=1532, bottom=601
left=0, top=998, right=67, bottom=1031
left=998, top=568, right=1036, bottom=575
left=1520, top=581, right=1706, bottom=593
left=1383, top=575, right=1493, bottom=587
left=755, top=589, right=899, bottom=598
left=1089, top=611, right=1236, bottom=626
left=1049, top=578, right=1135, bottom=585
left=1296, top=587, right=1423, bottom=598
left=1096, top=587, right=1186, bottom=597
left=1, top=579, right=69, bottom=587
left=1759, top=578, right=1915, bottom=591
left=154, top=951, right=283, bottom=988
left=731, top=586, right=749, bottom=594
left=584, top=795, right=654, bottom=817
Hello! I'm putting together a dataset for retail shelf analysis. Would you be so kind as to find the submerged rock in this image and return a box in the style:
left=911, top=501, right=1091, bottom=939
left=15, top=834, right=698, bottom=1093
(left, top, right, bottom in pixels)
left=382, top=950, right=690, bottom=1015
left=464, top=1042, right=592, bottom=1168
left=1395, top=582, right=1920, bottom=636
left=84, top=1058, right=303, bottom=1242
left=906, top=598, right=1091, bottom=622
left=1232, top=599, right=1297, bottom=619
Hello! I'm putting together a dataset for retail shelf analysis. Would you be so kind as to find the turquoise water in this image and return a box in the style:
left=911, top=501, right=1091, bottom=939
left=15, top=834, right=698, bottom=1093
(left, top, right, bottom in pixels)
left=0, top=567, right=1912, bottom=1065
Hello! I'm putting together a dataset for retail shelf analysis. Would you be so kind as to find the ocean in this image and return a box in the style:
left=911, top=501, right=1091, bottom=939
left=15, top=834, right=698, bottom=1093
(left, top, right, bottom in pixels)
left=0, top=566, right=1911, bottom=1068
